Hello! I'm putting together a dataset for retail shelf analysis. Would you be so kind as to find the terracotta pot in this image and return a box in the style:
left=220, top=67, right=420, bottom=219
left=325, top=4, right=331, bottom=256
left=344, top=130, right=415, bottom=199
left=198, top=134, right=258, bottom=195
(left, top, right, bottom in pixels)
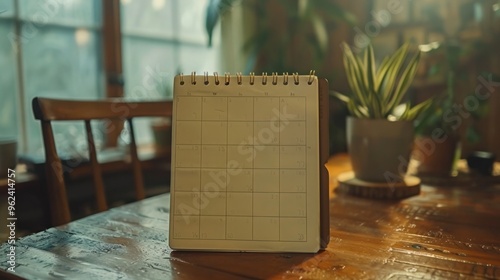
left=413, top=135, right=459, bottom=177
left=347, top=117, right=414, bottom=182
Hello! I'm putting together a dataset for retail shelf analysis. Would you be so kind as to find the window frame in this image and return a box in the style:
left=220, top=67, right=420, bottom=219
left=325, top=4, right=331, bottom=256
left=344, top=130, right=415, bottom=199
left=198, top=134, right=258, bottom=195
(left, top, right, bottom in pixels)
left=4, top=0, right=222, bottom=153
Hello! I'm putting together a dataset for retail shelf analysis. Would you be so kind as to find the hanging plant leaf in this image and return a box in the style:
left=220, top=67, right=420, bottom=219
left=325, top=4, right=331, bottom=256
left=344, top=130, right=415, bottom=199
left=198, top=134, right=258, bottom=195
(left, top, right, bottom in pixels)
left=205, top=0, right=239, bottom=46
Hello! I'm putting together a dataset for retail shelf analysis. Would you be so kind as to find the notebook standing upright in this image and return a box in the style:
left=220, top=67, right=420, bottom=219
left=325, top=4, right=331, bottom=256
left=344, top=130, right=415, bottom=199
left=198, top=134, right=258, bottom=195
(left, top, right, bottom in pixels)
left=169, top=72, right=329, bottom=252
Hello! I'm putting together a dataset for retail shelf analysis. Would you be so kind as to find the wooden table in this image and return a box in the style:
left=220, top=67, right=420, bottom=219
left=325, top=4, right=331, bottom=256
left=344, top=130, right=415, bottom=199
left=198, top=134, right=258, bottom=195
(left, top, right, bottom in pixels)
left=1, top=154, right=500, bottom=279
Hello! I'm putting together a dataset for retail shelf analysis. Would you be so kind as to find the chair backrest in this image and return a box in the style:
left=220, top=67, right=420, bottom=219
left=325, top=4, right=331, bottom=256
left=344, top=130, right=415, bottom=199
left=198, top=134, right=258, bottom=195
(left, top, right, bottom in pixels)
left=32, top=97, right=173, bottom=226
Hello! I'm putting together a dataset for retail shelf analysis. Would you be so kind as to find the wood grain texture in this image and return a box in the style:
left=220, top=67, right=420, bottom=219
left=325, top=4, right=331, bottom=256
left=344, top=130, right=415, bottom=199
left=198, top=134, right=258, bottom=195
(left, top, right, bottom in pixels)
left=1, top=154, right=499, bottom=279
left=32, top=98, right=172, bottom=121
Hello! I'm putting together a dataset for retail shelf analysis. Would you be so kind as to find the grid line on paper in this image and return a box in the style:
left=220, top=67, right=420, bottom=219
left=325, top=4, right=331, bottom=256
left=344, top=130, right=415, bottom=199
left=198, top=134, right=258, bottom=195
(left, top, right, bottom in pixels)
left=278, top=97, right=281, bottom=240
left=305, top=96, right=308, bottom=242
left=199, top=98, right=203, bottom=239
left=251, top=96, right=255, bottom=240
left=226, top=96, right=229, bottom=239
left=174, top=94, right=310, bottom=243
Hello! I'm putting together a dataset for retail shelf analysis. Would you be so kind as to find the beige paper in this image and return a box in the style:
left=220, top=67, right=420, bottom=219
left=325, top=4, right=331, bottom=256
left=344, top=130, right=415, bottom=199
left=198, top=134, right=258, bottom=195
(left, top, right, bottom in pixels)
left=169, top=74, right=321, bottom=252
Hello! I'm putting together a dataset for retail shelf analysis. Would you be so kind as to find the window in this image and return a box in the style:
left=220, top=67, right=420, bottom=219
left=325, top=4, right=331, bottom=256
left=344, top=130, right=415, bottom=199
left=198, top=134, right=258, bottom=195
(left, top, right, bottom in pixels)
left=0, top=0, right=221, bottom=155
left=1, top=0, right=103, bottom=156
left=120, top=0, right=221, bottom=144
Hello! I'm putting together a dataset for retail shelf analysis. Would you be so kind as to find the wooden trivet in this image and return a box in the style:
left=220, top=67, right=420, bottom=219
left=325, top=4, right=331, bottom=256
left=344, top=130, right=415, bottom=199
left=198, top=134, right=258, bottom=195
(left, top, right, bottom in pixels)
left=336, top=171, right=421, bottom=199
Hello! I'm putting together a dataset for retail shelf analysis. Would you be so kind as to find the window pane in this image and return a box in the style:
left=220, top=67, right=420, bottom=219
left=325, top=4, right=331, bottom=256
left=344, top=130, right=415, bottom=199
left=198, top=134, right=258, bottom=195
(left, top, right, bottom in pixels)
left=51, top=121, right=101, bottom=160
left=121, top=0, right=175, bottom=38
left=0, top=0, right=14, bottom=18
left=123, top=37, right=176, bottom=99
left=22, top=26, right=103, bottom=154
left=0, top=21, right=19, bottom=141
left=179, top=44, right=221, bottom=73
left=19, top=0, right=101, bottom=27
left=122, top=37, right=177, bottom=145
left=121, top=0, right=221, bottom=145
left=177, top=0, right=210, bottom=44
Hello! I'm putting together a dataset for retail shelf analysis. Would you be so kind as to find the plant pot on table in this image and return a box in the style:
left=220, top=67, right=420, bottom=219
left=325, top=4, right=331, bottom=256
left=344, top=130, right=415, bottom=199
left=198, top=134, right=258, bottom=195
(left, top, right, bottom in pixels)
left=413, top=134, right=460, bottom=177
left=347, top=117, right=414, bottom=183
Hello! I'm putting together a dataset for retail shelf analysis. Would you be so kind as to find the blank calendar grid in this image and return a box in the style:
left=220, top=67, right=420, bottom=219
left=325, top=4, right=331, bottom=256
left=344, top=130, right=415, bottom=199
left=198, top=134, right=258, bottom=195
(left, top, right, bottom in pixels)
left=173, top=96, right=308, bottom=242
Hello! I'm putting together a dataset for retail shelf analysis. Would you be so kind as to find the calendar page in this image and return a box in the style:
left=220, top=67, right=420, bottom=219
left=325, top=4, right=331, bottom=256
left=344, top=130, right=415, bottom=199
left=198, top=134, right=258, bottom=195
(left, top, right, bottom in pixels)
left=169, top=73, right=325, bottom=252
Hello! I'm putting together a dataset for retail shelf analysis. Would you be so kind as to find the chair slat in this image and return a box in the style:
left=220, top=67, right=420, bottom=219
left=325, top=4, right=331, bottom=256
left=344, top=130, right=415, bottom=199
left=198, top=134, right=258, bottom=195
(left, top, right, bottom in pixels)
left=127, top=119, right=145, bottom=200
left=33, top=98, right=172, bottom=121
left=40, top=121, right=71, bottom=225
left=32, top=97, right=172, bottom=226
left=85, top=120, right=108, bottom=212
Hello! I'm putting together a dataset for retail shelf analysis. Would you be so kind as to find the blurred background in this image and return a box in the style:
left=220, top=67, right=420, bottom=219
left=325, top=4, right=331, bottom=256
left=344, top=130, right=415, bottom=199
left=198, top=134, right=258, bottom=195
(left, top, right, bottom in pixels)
left=1, top=0, right=499, bottom=158
left=0, top=0, right=499, bottom=232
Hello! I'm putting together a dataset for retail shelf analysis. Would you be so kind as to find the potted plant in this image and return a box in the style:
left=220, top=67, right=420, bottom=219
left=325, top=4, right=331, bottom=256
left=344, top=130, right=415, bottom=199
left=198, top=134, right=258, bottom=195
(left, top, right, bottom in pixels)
left=333, top=43, right=432, bottom=183
left=413, top=38, right=497, bottom=177
left=414, top=71, right=495, bottom=177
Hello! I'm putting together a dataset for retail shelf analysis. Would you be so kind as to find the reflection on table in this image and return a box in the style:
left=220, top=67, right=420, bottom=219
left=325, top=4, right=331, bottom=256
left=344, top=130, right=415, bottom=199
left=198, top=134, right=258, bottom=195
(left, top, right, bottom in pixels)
left=1, top=154, right=499, bottom=279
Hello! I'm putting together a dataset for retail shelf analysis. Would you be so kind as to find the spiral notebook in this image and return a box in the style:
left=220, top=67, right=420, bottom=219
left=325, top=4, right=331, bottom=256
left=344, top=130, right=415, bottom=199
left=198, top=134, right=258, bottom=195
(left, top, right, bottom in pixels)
left=168, top=72, right=329, bottom=252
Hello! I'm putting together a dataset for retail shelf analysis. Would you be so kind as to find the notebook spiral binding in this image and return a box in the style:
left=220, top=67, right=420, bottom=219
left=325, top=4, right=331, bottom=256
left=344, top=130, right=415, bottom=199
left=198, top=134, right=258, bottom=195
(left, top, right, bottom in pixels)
left=178, top=70, right=316, bottom=86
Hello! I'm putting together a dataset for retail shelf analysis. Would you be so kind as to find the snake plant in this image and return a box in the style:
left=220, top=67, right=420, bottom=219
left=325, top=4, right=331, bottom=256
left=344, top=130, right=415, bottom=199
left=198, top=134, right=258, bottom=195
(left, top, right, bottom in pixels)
left=333, top=43, right=432, bottom=120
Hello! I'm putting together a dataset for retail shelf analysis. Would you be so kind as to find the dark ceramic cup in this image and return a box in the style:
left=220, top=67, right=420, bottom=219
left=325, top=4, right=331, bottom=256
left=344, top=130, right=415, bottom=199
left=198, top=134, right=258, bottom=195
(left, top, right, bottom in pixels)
left=467, top=151, right=495, bottom=176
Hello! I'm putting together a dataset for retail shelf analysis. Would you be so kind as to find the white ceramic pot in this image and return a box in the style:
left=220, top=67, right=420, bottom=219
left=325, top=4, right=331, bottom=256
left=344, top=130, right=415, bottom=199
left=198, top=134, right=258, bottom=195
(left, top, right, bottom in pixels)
left=347, top=117, right=414, bottom=182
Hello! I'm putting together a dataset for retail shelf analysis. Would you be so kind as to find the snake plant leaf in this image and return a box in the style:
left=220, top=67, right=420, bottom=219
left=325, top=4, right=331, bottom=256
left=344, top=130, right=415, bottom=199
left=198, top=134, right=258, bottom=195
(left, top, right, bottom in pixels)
left=347, top=99, right=360, bottom=118
left=370, top=91, right=383, bottom=118
left=331, top=91, right=351, bottom=103
left=364, top=44, right=376, bottom=90
left=403, top=97, right=434, bottom=121
left=342, top=50, right=358, bottom=92
left=334, top=42, right=429, bottom=120
left=382, top=44, right=412, bottom=114
left=375, top=56, right=389, bottom=90
left=342, top=44, right=369, bottom=108
left=363, top=44, right=382, bottom=117
left=398, top=102, right=411, bottom=120
left=355, top=54, right=380, bottom=116
left=347, top=99, right=368, bottom=118
left=353, top=55, right=372, bottom=105
left=353, top=55, right=368, bottom=94
left=387, top=51, right=421, bottom=114
left=376, top=45, right=407, bottom=101
left=381, top=44, right=408, bottom=105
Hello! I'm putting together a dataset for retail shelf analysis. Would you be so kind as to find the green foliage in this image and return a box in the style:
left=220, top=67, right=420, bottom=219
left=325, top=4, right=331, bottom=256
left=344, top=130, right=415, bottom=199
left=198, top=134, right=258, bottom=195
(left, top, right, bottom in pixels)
left=333, top=43, right=432, bottom=120
left=205, top=0, right=357, bottom=73
left=205, top=0, right=238, bottom=47
left=413, top=31, right=496, bottom=141
left=414, top=71, right=496, bottom=142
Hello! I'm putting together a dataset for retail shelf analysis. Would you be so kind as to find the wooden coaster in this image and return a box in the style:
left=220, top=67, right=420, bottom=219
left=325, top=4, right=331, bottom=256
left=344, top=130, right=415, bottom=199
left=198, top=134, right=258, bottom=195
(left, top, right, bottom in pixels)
left=336, top=171, right=421, bottom=199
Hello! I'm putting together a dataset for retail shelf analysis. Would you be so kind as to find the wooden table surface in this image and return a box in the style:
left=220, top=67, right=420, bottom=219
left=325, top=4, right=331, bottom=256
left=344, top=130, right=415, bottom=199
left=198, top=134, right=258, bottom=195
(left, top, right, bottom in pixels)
left=1, top=154, right=500, bottom=279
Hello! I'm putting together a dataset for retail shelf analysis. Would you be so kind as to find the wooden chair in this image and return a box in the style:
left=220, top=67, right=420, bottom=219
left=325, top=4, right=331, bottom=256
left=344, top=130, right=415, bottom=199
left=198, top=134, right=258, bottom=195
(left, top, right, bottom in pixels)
left=32, top=97, right=173, bottom=226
